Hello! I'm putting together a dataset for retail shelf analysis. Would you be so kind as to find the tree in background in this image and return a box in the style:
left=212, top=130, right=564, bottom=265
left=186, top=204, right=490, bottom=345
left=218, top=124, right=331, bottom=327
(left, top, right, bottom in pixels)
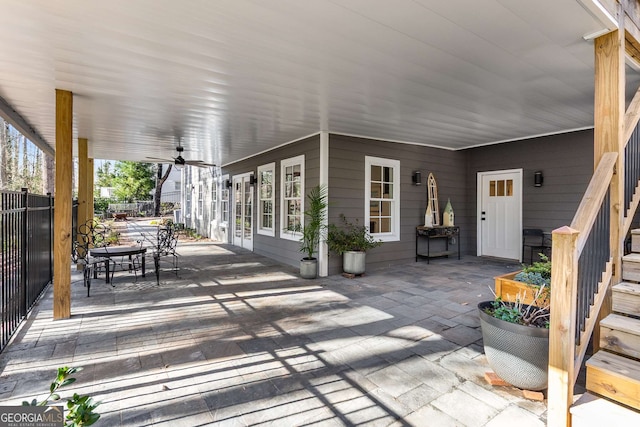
left=0, top=118, right=45, bottom=193
left=154, top=163, right=172, bottom=216
left=96, top=160, right=115, bottom=188
left=111, top=161, right=154, bottom=202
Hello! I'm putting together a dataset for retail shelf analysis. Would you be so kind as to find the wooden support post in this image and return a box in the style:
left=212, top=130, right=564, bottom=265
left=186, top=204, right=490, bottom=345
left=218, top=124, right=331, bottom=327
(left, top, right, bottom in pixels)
left=547, top=226, right=580, bottom=427
left=88, top=157, right=94, bottom=220
left=53, top=89, right=72, bottom=320
left=594, top=28, right=625, bottom=352
left=77, top=138, right=88, bottom=235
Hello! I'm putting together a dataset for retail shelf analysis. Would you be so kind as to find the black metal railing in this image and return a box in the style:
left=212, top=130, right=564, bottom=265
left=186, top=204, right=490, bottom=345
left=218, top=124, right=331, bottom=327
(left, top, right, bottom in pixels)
left=1, top=188, right=54, bottom=353
left=575, top=190, right=610, bottom=344
left=625, top=123, right=640, bottom=212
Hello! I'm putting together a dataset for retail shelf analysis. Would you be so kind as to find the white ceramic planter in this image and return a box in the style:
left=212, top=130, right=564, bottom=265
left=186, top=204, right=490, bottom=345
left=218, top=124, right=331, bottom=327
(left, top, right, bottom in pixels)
left=343, top=251, right=366, bottom=275
left=300, top=258, right=318, bottom=279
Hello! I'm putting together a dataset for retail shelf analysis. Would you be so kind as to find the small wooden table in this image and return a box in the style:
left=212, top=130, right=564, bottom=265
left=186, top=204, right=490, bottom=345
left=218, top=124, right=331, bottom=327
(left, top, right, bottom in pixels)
left=89, top=246, right=146, bottom=283
left=113, top=212, right=127, bottom=221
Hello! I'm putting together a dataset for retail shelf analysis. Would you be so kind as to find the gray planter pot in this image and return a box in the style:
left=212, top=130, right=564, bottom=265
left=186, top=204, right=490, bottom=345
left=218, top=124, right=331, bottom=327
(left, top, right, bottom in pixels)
left=343, top=251, right=366, bottom=275
left=478, top=301, right=549, bottom=391
left=300, top=258, right=318, bottom=279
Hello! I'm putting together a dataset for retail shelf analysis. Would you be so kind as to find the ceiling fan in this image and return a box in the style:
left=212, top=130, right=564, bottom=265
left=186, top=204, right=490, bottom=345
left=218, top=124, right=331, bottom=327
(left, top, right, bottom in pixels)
left=146, top=145, right=215, bottom=167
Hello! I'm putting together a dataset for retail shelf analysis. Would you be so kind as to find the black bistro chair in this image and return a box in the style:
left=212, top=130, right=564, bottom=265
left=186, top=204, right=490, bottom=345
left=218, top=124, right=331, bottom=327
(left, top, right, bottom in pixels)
left=522, top=228, right=545, bottom=265
left=141, top=224, right=179, bottom=285
left=72, top=219, right=113, bottom=296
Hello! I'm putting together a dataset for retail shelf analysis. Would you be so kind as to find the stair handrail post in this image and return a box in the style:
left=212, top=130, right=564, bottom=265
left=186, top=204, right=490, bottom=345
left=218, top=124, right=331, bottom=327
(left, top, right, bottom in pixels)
left=547, top=225, right=580, bottom=427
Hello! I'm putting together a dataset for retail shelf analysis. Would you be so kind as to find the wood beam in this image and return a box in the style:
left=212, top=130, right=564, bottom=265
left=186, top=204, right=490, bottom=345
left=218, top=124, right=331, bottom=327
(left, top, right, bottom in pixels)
left=595, top=29, right=625, bottom=283
left=77, top=138, right=88, bottom=232
left=53, top=89, right=72, bottom=320
left=624, top=86, right=640, bottom=143
left=0, top=95, right=53, bottom=157
left=88, top=157, right=94, bottom=220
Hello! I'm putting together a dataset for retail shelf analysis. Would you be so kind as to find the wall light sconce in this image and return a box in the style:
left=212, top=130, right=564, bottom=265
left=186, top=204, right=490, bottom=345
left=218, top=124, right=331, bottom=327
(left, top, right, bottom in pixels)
left=412, top=171, right=422, bottom=186
left=225, top=179, right=232, bottom=188
left=249, top=175, right=257, bottom=185
left=534, top=171, right=544, bottom=187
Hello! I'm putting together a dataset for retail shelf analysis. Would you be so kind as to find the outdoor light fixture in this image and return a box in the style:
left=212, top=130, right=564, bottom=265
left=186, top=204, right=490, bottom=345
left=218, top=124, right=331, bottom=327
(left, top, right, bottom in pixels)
left=225, top=179, right=232, bottom=188
left=534, top=171, right=543, bottom=187
left=412, top=171, right=422, bottom=185
left=249, top=175, right=257, bottom=185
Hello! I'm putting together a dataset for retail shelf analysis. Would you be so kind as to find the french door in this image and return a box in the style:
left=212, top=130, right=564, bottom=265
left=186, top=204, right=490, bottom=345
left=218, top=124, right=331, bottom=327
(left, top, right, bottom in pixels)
left=232, top=173, right=254, bottom=251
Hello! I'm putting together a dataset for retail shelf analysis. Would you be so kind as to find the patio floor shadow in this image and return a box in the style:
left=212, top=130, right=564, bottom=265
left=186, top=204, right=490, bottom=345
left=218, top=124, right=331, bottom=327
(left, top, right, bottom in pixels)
left=0, top=232, right=556, bottom=426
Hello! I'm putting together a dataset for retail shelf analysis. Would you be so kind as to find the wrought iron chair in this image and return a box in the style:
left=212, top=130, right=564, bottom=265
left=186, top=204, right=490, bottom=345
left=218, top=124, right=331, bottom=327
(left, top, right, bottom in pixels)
left=72, top=219, right=114, bottom=296
left=140, top=224, right=179, bottom=285
left=153, top=226, right=179, bottom=285
left=522, top=228, right=546, bottom=265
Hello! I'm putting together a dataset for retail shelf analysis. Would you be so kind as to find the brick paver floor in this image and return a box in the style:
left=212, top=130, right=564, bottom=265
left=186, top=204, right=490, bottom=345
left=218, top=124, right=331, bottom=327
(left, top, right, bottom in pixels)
left=0, top=220, right=552, bottom=426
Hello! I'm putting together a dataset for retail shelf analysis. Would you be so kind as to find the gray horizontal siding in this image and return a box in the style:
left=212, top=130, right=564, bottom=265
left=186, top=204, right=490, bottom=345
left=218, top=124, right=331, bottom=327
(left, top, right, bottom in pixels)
left=465, top=129, right=594, bottom=252
left=221, top=135, right=320, bottom=269
left=328, top=134, right=467, bottom=274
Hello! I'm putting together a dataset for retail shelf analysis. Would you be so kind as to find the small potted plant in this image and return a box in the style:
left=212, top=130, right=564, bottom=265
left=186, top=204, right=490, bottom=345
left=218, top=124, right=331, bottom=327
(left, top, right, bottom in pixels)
left=298, top=185, right=328, bottom=279
left=478, top=286, right=550, bottom=391
left=494, top=254, right=551, bottom=306
left=326, top=214, right=382, bottom=275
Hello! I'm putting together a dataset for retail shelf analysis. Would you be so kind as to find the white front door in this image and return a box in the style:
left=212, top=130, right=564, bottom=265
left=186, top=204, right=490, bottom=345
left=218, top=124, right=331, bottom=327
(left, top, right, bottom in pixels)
left=232, top=173, right=254, bottom=251
left=477, top=169, right=522, bottom=260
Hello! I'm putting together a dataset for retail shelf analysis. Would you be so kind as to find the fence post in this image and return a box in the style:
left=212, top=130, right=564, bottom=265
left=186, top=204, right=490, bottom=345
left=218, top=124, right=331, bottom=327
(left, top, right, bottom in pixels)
left=21, top=188, right=28, bottom=316
left=48, top=192, right=53, bottom=283
left=547, top=225, right=580, bottom=427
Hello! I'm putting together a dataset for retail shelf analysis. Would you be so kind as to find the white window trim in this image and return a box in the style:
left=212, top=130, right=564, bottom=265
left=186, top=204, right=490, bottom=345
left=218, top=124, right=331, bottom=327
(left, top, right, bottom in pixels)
left=197, top=181, right=204, bottom=219
left=365, top=156, right=400, bottom=242
left=220, top=174, right=230, bottom=227
left=257, top=162, right=276, bottom=237
left=210, top=178, right=218, bottom=222
left=279, top=155, right=305, bottom=241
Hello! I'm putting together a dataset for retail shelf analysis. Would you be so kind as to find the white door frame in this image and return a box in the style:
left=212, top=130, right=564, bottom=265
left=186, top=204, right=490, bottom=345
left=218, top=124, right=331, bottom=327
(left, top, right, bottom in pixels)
left=232, top=172, right=254, bottom=251
left=476, top=169, right=523, bottom=260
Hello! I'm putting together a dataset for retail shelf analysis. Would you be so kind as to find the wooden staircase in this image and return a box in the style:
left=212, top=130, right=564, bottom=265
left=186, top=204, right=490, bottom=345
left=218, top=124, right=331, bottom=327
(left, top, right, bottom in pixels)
left=571, top=230, right=640, bottom=424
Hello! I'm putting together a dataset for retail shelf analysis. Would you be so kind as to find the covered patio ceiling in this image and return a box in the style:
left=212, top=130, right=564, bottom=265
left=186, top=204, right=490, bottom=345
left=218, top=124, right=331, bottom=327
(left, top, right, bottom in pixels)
left=0, top=0, right=638, bottom=167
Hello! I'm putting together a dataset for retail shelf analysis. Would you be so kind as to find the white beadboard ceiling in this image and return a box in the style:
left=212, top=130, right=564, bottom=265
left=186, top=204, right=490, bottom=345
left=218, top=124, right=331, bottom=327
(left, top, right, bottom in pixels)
left=0, top=0, right=636, bottom=166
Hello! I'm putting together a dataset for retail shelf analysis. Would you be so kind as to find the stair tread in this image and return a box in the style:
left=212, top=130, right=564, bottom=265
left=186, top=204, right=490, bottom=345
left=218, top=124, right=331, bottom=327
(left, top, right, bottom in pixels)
left=601, top=313, right=640, bottom=335
left=623, top=253, right=640, bottom=262
left=571, top=392, right=640, bottom=424
left=613, top=282, right=640, bottom=295
left=586, top=351, right=640, bottom=383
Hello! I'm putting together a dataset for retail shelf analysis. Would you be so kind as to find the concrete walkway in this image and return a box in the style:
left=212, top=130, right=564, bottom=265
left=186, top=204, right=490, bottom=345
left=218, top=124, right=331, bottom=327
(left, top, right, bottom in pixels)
left=0, top=228, right=551, bottom=426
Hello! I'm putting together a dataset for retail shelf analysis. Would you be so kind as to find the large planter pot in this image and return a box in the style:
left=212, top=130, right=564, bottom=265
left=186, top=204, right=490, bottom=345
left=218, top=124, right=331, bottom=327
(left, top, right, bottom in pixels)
left=478, top=301, right=549, bottom=391
left=300, top=258, right=318, bottom=279
left=494, top=271, right=550, bottom=307
left=343, top=251, right=366, bottom=275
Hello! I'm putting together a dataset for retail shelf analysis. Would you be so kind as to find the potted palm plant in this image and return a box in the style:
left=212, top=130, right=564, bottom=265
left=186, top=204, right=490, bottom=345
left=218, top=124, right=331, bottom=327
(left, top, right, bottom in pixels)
left=478, top=286, right=550, bottom=391
left=326, top=214, right=382, bottom=275
left=298, top=185, right=328, bottom=279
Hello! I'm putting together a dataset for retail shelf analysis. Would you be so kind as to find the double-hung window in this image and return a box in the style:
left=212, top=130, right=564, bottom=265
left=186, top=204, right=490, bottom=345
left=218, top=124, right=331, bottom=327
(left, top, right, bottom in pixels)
left=257, top=163, right=275, bottom=236
left=365, top=156, right=400, bottom=242
left=280, top=155, right=304, bottom=240
left=220, top=175, right=229, bottom=225
left=197, top=181, right=204, bottom=219
left=211, top=179, right=218, bottom=221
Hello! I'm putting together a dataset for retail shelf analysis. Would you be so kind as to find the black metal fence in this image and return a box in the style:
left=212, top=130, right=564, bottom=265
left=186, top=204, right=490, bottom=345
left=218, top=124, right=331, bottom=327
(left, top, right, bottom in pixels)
left=575, top=190, right=610, bottom=344
left=625, top=123, right=640, bottom=212
left=1, top=188, right=53, bottom=353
